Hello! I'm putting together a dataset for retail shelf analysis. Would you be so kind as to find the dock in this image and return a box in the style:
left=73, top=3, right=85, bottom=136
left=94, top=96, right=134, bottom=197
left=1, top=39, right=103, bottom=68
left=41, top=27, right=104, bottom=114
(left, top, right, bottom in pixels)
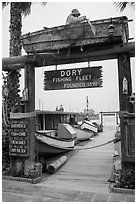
left=39, top=125, right=115, bottom=193
left=2, top=124, right=135, bottom=202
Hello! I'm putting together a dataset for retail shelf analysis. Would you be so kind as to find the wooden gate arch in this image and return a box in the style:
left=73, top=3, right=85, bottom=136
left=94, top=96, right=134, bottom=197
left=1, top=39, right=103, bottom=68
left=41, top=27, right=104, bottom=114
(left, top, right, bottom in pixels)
left=2, top=16, right=135, bottom=176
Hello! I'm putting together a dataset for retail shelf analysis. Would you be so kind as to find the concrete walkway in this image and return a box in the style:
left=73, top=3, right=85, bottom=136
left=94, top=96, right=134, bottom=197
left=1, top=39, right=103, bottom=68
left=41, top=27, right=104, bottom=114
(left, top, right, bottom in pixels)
left=2, top=125, right=135, bottom=202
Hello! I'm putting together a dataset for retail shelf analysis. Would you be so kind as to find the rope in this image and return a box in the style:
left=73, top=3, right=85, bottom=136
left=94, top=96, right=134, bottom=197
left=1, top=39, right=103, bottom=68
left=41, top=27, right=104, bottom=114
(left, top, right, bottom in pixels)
left=2, top=89, right=10, bottom=127
left=4, top=99, right=10, bottom=125
left=2, top=101, right=10, bottom=127
left=73, top=138, right=116, bottom=151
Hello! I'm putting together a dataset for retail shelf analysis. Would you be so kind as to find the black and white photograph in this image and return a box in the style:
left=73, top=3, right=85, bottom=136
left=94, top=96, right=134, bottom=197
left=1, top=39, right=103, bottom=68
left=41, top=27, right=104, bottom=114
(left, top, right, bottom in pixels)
left=2, top=1, right=135, bottom=202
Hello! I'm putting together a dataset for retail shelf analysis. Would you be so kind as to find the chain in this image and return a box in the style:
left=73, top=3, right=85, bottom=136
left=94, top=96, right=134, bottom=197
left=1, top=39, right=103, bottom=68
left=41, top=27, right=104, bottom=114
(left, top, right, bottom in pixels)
left=74, top=138, right=116, bottom=151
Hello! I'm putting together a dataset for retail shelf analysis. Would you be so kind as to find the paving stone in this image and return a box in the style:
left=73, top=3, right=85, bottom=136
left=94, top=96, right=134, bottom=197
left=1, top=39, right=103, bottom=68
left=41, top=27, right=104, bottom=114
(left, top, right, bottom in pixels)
left=74, top=192, right=95, bottom=202
left=91, top=193, right=110, bottom=202
left=125, top=195, right=135, bottom=202
left=108, top=193, right=126, bottom=202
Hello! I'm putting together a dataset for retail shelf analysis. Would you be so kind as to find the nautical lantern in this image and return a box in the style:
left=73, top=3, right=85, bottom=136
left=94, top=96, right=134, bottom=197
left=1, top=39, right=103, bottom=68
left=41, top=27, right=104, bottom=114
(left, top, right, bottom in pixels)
left=3, top=86, right=9, bottom=97
left=80, top=46, right=84, bottom=52
left=122, top=76, right=128, bottom=95
left=22, top=87, right=28, bottom=101
left=108, top=24, right=114, bottom=36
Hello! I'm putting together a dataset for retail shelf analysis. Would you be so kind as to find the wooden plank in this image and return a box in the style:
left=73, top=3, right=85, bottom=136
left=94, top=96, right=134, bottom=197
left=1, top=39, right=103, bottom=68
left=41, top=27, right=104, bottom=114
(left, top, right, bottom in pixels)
left=2, top=55, right=32, bottom=66
left=2, top=42, right=135, bottom=71
left=23, top=64, right=36, bottom=175
left=120, top=112, right=135, bottom=162
left=10, top=112, right=36, bottom=119
left=24, top=64, right=35, bottom=112
left=117, top=52, right=133, bottom=164
left=44, top=66, right=103, bottom=90
left=117, top=53, right=132, bottom=112
left=21, top=16, right=129, bottom=53
left=38, top=126, right=115, bottom=193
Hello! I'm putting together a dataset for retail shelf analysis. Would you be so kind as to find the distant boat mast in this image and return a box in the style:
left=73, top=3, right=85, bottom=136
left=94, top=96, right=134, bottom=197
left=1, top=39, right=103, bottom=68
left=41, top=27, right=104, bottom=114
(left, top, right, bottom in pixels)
left=86, top=96, right=89, bottom=117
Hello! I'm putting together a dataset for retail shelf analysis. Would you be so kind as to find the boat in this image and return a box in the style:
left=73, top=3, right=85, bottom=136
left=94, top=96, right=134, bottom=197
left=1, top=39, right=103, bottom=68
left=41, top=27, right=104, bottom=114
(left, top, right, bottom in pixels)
left=36, top=131, right=75, bottom=157
left=73, top=126, right=93, bottom=142
left=81, top=120, right=98, bottom=134
left=21, top=16, right=129, bottom=54
left=91, top=121, right=103, bottom=132
left=37, top=129, right=56, bottom=137
left=36, top=123, right=76, bottom=157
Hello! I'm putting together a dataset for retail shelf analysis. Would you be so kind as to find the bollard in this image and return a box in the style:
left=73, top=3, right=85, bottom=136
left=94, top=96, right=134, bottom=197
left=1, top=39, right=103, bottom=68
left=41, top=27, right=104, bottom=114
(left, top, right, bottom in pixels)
left=47, top=156, right=68, bottom=174
left=29, top=169, right=39, bottom=179
left=34, top=162, right=43, bottom=177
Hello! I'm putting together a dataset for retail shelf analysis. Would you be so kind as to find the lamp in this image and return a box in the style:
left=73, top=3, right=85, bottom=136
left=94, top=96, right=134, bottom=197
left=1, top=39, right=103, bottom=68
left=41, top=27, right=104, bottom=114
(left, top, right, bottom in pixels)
left=108, top=24, right=114, bottom=36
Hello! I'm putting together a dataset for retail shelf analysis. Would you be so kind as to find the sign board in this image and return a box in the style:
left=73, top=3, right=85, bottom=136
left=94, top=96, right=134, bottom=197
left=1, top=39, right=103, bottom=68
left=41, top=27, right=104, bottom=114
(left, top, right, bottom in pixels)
left=9, top=119, right=29, bottom=157
left=44, top=66, right=103, bottom=90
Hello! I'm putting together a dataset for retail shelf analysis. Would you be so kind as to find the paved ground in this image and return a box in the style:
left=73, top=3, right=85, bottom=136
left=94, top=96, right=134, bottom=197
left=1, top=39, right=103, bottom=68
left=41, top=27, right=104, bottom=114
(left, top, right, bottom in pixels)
left=2, top=125, right=135, bottom=202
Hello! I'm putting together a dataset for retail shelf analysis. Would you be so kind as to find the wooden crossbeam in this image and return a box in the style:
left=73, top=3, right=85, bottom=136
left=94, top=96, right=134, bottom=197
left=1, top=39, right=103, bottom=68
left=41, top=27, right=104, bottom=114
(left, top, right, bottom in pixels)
left=2, top=42, right=135, bottom=71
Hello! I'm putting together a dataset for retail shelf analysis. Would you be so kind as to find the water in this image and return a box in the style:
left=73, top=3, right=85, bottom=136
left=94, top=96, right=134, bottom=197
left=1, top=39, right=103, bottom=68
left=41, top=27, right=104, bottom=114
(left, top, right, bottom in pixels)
left=78, top=115, right=120, bottom=128
left=99, top=115, right=120, bottom=126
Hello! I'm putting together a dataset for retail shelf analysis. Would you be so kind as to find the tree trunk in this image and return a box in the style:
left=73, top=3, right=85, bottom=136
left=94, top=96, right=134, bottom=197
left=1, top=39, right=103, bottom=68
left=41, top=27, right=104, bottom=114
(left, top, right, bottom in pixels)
left=7, top=3, right=22, bottom=176
left=7, top=2, right=22, bottom=112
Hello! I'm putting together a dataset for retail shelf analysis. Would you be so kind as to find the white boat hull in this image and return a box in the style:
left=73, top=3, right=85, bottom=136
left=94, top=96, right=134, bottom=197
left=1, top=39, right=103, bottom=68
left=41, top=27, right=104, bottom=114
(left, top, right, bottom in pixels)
left=81, top=120, right=98, bottom=133
left=36, top=132, right=75, bottom=157
left=73, top=127, right=92, bottom=141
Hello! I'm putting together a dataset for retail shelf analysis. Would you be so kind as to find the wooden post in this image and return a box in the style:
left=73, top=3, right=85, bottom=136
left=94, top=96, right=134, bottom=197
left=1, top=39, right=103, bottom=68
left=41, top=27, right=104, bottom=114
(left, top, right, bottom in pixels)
left=24, top=63, right=36, bottom=175
left=9, top=63, right=36, bottom=177
left=117, top=52, right=133, bottom=170
left=100, top=111, right=103, bottom=128
left=117, top=53, right=132, bottom=112
left=43, top=114, right=45, bottom=130
left=24, top=63, right=35, bottom=112
left=116, top=112, right=119, bottom=125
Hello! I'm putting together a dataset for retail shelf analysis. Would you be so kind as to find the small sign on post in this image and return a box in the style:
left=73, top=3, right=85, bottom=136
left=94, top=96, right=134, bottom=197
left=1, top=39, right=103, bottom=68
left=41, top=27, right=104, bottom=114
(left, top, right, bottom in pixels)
left=10, top=112, right=37, bottom=176
left=10, top=119, right=29, bottom=157
left=44, top=66, right=103, bottom=90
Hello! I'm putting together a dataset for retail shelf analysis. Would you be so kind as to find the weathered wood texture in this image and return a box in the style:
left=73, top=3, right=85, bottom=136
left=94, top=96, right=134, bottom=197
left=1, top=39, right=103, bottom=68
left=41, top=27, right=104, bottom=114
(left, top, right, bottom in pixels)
left=117, top=53, right=132, bottom=112
left=21, top=16, right=129, bottom=54
left=22, top=64, right=36, bottom=175
left=24, top=63, right=35, bottom=112
left=24, top=115, right=37, bottom=176
left=117, top=52, right=134, bottom=163
left=120, top=112, right=135, bottom=162
left=36, top=126, right=115, bottom=194
left=9, top=112, right=37, bottom=176
left=2, top=42, right=135, bottom=71
left=47, top=156, right=68, bottom=174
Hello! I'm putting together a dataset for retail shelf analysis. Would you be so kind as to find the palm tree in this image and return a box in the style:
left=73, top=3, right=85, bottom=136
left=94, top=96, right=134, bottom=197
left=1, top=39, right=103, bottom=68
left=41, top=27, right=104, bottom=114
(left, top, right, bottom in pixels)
left=2, top=2, right=46, bottom=176
left=2, top=2, right=47, bottom=113
left=114, top=2, right=135, bottom=11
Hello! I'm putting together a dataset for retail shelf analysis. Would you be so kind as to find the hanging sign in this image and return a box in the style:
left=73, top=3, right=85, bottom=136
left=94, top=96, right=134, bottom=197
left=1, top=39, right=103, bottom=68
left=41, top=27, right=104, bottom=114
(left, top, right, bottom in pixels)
left=44, top=66, right=103, bottom=90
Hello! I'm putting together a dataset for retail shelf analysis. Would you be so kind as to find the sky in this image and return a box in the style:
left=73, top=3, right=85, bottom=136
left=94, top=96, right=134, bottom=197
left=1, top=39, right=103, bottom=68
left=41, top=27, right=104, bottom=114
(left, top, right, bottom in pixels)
left=2, top=1, right=135, bottom=113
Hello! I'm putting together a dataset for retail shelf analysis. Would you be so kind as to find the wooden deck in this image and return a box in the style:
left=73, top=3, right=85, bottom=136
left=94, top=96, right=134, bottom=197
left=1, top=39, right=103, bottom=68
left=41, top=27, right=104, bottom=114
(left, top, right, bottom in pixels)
left=3, top=124, right=135, bottom=201
left=36, top=125, right=115, bottom=194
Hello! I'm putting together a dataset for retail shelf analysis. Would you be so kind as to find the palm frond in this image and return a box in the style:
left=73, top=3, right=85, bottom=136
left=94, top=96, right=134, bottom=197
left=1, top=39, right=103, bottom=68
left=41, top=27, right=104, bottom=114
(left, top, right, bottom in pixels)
left=20, top=2, right=32, bottom=17
left=2, top=2, right=9, bottom=9
left=20, top=2, right=47, bottom=17
left=41, top=2, right=47, bottom=6
left=114, top=2, right=135, bottom=11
